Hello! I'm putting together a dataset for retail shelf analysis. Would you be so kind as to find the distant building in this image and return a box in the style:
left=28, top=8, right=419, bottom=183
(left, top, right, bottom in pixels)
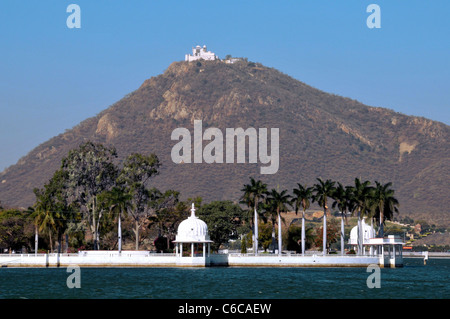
left=185, top=45, right=218, bottom=62
left=225, top=58, right=241, bottom=64
left=414, top=224, right=422, bottom=234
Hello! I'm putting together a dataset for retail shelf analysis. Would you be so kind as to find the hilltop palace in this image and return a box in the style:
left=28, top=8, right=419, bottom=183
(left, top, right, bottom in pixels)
left=185, top=45, right=218, bottom=62
left=185, top=45, right=241, bottom=63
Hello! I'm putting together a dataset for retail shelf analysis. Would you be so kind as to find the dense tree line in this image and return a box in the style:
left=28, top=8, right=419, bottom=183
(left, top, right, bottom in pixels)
left=240, top=177, right=400, bottom=256
left=0, top=141, right=404, bottom=255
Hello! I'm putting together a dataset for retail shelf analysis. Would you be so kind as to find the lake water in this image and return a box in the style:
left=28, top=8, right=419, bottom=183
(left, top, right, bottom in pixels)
left=0, top=258, right=448, bottom=299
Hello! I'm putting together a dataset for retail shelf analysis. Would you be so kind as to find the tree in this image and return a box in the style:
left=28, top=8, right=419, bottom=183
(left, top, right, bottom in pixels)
left=286, top=224, right=315, bottom=253
left=0, top=209, right=34, bottom=253
left=266, top=189, right=291, bottom=256
left=41, top=169, right=78, bottom=253
left=117, top=153, right=160, bottom=250
left=98, top=186, right=132, bottom=253
left=291, top=183, right=313, bottom=255
left=33, top=189, right=56, bottom=252
left=350, top=178, right=373, bottom=255
left=331, top=182, right=355, bottom=255
left=148, top=189, right=183, bottom=251
left=32, top=168, right=78, bottom=254
left=372, top=181, right=399, bottom=238
left=197, top=201, right=245, bottom=252
left=312, top=178, right=336, bottom=255
left=25, top=206, right=39, bottom=254
left=314, top=218, right=340, bottom=252
left=260, top=199, right=278, bottom=253
left=240, top=177, right=268, bottom=254
left=62, top=141, right=119, bottom=250
left=258, top=222, right=273, bottom=252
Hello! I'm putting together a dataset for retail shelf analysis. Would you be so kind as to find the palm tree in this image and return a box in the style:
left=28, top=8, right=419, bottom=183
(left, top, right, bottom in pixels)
left=350, top=178, right=374, bottom=255
left=312, top=178, right=335, bottom=255
left=331, top=183, right=357, bottom=255
left=33, top=200, right=56, bottom=253
left=260, top=198, right=278, bottom=253
left=291, top=183, right=313, bottom=256
left=266, top=188, right=291, bottom=256
left=240, top=183, right=255, bottom=247
left=26, top=206, right=39, bottom=255
left=372, top=181, right=399, bottom=238
left=99, top=186, right=132, bottom=253
left=240, top=177, right=268, bottom=255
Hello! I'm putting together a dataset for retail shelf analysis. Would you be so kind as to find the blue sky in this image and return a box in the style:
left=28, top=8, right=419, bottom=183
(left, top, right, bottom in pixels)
left=0, top=1, right=449, bottom=172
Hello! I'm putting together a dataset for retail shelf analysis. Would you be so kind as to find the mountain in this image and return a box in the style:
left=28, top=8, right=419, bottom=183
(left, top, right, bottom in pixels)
left=1, top=59, right=449, bottom=226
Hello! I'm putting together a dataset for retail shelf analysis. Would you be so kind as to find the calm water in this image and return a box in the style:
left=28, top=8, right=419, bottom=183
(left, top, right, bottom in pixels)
left=0, top=258, right=448, bottom=299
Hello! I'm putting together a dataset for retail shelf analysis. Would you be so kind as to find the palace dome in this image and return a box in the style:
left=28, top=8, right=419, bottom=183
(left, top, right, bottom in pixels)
left=175, top=203, right=211, bottom=242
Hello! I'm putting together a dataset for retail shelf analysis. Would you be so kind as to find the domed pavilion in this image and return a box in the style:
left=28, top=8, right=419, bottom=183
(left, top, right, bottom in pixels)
left=173, top=203, right=213, bottom=266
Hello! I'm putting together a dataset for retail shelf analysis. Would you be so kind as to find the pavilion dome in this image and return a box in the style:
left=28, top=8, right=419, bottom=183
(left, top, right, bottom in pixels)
left=175, top=203, right=211, bottom=242
left=349, top=218, right=375, bottom=245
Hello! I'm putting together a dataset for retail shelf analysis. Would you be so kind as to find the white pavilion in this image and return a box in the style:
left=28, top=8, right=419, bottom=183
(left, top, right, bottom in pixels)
left=349, top=218, right=404, bottom=267
left=173, top=203, right=213, bottom=266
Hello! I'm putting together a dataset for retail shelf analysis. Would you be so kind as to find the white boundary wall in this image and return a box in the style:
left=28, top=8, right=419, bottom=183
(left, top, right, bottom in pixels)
left=0, top=251, right=391, bottom=268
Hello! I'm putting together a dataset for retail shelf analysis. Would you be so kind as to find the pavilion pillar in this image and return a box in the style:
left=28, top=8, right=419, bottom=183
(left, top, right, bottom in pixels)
left=191, top=243, right=194, bottom=257
left=203, top=243, right=206, bottom=258
left=208, top=243, right=210, bottom=257
left=175, top=243, right=179, bottom=256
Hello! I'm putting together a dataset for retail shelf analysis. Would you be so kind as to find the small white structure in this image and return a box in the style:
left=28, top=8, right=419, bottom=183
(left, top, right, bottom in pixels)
left=225, top=58, right=241, bottom=64
left=185, top=45, right=218, bottom=62
left=173, top=203, right=213, bottom=266
left=367, top=235, right=404, bottom=268
left=348, top=218, right=404, bottom=267
left=349, top=218, right=375, bottom=246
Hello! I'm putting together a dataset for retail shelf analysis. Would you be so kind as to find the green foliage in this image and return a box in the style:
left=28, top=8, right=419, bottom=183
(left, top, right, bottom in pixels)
left=286, top=225, right=314, bottom=252
left=33, top=168, right=80, bottom=252
left=147, top=188, right=184, bottom=249
left=197, top=200, right=246, bottom=252
left=0, top=209, right=34, bottom=252
left=314, top=218, right=340, bottom=251
left=312, top=178, right=336, bottom=213
left=116, top=152, right=161, bottom=250
left=240, top=177, right=268, bottom=237
left=240, top=236, right=247, bottom=253
left=61, top=141, right=119, bottom=250
left=258, top=222, right=274, bottom=252
left=291, top=183, right=313, bottom=214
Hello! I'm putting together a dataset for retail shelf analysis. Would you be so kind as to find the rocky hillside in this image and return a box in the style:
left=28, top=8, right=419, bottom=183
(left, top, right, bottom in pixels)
left=1, top=59, right=449, bottom=226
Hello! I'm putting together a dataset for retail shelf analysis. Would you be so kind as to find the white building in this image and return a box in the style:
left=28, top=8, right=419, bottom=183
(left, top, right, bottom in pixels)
left=225, top=58, right=241, bottom=64
left=349, top=218, right=375, bottom=246
left=185, top=45, right=218, bottom=62
left=173, top=203, right=213, bottom=266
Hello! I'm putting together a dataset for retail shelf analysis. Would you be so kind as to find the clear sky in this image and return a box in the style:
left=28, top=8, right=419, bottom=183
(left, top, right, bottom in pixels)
left=0, top=1, right=449, bottom=172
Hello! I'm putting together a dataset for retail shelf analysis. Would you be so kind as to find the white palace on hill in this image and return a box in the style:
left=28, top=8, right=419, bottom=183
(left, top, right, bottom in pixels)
left=185, top=45, right=242, bottom=64
left=185, top=45, right=218, bottom=62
